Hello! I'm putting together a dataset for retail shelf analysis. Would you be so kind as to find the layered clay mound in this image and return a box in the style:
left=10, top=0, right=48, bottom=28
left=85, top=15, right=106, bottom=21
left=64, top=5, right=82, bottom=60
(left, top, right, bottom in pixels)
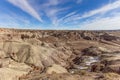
left=0, top=40, right=72, bottom=69
left=0, top=30, right=73, bottom=80
left=0, top=28, right=120, bottom=80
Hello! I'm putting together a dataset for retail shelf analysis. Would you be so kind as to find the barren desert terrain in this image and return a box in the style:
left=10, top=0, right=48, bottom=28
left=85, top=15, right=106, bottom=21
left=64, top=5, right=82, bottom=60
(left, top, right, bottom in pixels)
left=0, top=28, right=120, bottom=80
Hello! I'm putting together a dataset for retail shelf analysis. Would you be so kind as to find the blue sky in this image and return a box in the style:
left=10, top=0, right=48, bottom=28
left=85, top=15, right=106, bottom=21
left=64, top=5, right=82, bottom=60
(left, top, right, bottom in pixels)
left=0, top=0, right=120, bottom=30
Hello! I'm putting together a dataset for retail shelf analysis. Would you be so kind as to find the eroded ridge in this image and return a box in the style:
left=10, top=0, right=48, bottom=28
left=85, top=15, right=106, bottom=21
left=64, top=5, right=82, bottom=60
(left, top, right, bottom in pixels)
left=0, top=28, right=120, bottom=80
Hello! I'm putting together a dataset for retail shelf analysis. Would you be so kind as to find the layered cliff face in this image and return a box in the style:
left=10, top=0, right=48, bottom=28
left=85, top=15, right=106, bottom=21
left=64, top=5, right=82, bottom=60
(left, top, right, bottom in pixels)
left=0, top=28, right=120, bottom=80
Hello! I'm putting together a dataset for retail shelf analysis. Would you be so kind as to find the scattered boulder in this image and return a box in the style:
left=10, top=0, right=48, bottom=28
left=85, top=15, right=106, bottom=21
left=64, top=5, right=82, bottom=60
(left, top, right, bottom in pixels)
left=46, top=64, right=68, bottom=74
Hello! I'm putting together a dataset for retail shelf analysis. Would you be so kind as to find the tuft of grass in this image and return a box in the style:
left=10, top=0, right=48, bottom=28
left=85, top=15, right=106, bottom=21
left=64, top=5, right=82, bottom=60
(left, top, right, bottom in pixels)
left=41, top=42, right=45, bottom=46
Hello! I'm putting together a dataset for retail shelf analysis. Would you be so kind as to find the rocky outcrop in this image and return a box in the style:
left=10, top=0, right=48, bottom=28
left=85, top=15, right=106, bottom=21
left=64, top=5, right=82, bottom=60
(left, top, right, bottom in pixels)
left=100, top=33, right=120, bottom=41
left=82, top=46, right=109, bottom=56
left=0, top=68, right=28, bottom=80
left=0, top=58, right=32, bottom=80
left=46, top=64, right=68, bottom=74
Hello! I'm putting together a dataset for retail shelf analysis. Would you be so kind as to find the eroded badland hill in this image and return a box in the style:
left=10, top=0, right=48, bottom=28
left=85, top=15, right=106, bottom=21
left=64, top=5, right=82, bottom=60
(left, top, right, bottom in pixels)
left=0, top=28, right=120, bottom=80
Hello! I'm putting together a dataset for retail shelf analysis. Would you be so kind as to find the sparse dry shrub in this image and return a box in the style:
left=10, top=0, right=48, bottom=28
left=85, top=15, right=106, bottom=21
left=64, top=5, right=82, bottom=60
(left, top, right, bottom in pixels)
left=41, top=42, right=45, bottom=46
left=21, top=34, right=30, bottom=39
left=90, top=63, right=104, bottom=72
left=7, top=34, right=11, bottom=37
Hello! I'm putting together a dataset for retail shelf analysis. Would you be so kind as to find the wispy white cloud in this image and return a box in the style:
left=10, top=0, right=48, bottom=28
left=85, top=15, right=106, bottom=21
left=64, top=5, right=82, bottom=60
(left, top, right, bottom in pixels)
left=7, top=0, right=43, bottom=22
left=53, top=12, right=120, bottom=30
left=58, top=11, right=77, bottom=23
left=4, top=0, right=120, bottom=30
left=63, top=0, right=120, bottom=23
left=76, top=0, right=82, bottom=4
left=0, top=10, right=33, bottom=29
left=45, top=7, right=69, bottom=26
left=79, top=0, right=120, bottom=18
left=7, top=0, right=69, bottom=27
left=79, top=13, right=120, bottom=30
left=38, top=0, right=69, bottom=26
left=43, top=0, right=59, bottom=6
